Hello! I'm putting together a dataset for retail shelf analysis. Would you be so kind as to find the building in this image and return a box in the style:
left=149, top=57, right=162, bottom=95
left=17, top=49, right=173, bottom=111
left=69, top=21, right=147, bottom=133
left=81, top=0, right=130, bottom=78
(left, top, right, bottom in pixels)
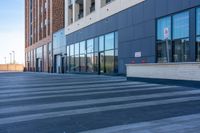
left=25, top=0, right=65, bottom=72
left=25, top=0, right=200, bottom=75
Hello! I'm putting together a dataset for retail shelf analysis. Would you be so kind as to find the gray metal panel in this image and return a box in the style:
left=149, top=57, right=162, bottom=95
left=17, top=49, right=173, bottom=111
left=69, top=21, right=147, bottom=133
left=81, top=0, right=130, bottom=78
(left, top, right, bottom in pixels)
left=65, top=0, right=200, bottom=74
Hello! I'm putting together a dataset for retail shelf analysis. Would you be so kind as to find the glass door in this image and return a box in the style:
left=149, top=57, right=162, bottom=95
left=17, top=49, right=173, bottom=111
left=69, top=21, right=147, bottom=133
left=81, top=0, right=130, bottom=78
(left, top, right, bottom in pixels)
left=173, top=39, right=189, bottom=62
left=99, top=52, right=105, bottom=74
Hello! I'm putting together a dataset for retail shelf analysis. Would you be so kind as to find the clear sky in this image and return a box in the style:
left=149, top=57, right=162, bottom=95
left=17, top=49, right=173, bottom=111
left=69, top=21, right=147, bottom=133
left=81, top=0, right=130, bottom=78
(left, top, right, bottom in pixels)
left=0, top=0, right=24, bottom=64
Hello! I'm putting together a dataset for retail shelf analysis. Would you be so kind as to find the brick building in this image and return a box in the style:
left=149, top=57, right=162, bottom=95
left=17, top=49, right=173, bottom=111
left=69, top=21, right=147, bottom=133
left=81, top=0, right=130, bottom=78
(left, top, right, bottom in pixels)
left=25, top=0, right=64, bottom=72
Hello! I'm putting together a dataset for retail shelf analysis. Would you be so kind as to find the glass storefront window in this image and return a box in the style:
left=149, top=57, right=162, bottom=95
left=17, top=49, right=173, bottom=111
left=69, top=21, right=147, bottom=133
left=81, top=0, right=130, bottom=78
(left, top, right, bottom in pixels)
left=70, top=44, right=74, bottom=56
left=197, top=8, right=200, bottom=36
left=157, top=16, right=171, bottom=41
left=173, top=12, right=189, bottom=39
left=75, top=43, right=79, bottom=55
left=75, top=55, right=79, bottom=72
left=197, top=37, right=200, bottom=62
left=173, top=39, right=190, bottom=62
left=114, top=49, right=118, bottom=73
left=65, top=31, right=118, bottom=74
left=156, top=16, right=172, bottom=63
left=80, top=41, right=86, bottom=54
left=156, top=11, right=189, bottom=63
left=197, top=8, right=200, bottom=62
left=93, top=53, right=98, bottom=72
left=94, top=37, right=99, bottom=52
left=115, top=32, right=118, bottom=49
left=87, top=39, right=94, bottom=53
left=70, top=55, right=75, bottom=72
left=157, top=41, right=172, bottom=63
left=173, top=12, right=189, bottom=62
left=66, top=46, right=70, bottom=72
left=99, top=36, right=104, bottom=52
left=87, top=53, right=94, bottom=72
left=105, top=33, right=114, bottom=50
left=80, top=54, right=86, bottom=72
left=105, top=50, right=114, bottom=74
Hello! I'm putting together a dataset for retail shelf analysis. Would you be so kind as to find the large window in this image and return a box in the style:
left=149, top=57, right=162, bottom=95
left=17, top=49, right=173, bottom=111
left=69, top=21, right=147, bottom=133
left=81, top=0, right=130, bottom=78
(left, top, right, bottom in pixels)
left=197, top=37, right=200, bottom=61
left=197, top=8, right=200, bottom=36
left=157, top=17, right=172, bottom=63
left=66, top=32, right=118, bottom=74
left=173, top=11, right=189, bottom=62
left=156, top=11, right=189, bottom=63
left=70, top=44, right=75, bottom=71
left=173, top=12, right=189, bottom=39
left=197, top=8, right=200, bottom=61
left=105, top=50, right=114, bottom=73
left=105, top=33, right=114, bottom=50
left=80, top=41, right=86, bottom=72
left=66, top=46, right=70, bottom=72
left=75, top=43, right=80, bottom=72
left=86, top=39, right=94, bottom=72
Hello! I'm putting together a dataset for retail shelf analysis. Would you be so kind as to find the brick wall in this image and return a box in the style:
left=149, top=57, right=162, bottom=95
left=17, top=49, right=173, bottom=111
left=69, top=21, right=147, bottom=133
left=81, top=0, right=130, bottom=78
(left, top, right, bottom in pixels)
left=25, top=0, right=65, bottom=72
left=52, top=0, right=65, bottom=33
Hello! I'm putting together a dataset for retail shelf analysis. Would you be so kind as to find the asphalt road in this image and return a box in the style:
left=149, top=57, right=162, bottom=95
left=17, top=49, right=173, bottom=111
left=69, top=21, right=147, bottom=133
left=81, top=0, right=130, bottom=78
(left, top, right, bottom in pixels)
left=0, top=72, right=200, bottom=133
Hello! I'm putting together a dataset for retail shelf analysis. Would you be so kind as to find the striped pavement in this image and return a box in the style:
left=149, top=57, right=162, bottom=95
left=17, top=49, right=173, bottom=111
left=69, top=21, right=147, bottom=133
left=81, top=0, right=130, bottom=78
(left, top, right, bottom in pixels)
left=0, top=72, right=200, bottom=133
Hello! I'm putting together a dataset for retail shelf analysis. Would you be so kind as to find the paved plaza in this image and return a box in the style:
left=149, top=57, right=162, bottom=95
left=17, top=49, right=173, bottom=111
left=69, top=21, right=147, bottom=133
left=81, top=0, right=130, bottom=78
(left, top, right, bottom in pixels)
left=0, top=72, right=200, bottom=133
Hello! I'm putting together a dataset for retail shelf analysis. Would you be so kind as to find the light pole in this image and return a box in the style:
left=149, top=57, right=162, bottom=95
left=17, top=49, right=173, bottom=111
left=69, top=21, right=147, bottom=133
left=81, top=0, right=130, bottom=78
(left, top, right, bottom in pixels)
left=4, top=57, right=6, bottom=64
left=12, top=51, right=15, bottom=64
left=9, top=53, right=12, bottom=64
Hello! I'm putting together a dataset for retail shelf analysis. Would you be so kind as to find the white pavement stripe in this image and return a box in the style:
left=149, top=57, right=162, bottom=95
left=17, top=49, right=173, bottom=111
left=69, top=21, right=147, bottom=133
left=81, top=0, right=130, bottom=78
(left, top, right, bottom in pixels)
left=0, top=82, right=145, bottom=94
left=1, top=89, right=200, bottom=114
left=80, top=113, right=200, bottom=133
left=0, top=79, right=126, bottom=89
left=0, top=84, right=160, bottom=97
left=0, top=86, right=176, bottom=103
left=0, top=77, right=126, bottom=85
left=0, top=96, right=200, bottom=125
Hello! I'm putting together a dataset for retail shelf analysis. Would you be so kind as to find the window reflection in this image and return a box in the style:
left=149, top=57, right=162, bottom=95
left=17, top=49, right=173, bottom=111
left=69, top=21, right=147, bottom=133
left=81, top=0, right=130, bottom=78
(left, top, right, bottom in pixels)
left=105, top=33, right=114, bottom=50
left=173, top=39, right=190, bottom=62
left=173, top=12, right=189, bottom=39
left=157, top=17, right=172, bottom=63
left=87, top=39, right=94, bottom=53
left=197, top=38, right=200, bottom=62
left=197, top=8, right=200, bottom=62
left=99, top=36, right=104, bottom=52
left=105, top=50, right=114, bottom=74
left=156, top=11, right=190, bottom=63
left=87, top=53, right=94, bottom=72
left=80, top=54, right=86, bottom=72
left=197, top=8, right=200, bottom=36
left=65, top=32, right=118, bottom=74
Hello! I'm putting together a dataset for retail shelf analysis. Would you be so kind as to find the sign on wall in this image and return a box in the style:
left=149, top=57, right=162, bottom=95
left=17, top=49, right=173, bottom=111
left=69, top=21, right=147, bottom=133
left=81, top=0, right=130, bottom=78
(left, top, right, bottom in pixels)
left=164, top=27, right=169, bottom=39
left=135, top=52, right=142, bottom=58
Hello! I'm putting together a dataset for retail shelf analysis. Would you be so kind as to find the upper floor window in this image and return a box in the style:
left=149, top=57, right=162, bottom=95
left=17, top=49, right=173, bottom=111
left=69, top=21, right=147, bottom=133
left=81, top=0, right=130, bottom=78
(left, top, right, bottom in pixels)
left=173, top=12, right=189, bottom=39
left=101, top=0, right=115, bottom=7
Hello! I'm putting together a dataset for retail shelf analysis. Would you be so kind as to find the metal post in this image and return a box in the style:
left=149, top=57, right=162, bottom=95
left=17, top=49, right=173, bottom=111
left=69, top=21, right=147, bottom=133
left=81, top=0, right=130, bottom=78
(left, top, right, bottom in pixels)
left=166, top=38, right=170, bottom=63
left=4, top=57, right=6, bottom=64
left=9, top=53, right=12, bottom=64
left=12, top=51, right=15, bottom=64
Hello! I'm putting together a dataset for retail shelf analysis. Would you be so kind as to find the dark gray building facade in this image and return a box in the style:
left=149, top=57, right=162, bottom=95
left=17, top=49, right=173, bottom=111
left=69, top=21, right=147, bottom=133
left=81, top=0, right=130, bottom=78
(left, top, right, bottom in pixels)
left=62, top=0, right=200, bottom=75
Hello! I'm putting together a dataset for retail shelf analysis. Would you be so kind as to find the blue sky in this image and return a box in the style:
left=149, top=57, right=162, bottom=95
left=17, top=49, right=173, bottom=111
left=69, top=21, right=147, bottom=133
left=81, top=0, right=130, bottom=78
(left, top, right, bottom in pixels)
left=0, top=0, right=24, bottom=64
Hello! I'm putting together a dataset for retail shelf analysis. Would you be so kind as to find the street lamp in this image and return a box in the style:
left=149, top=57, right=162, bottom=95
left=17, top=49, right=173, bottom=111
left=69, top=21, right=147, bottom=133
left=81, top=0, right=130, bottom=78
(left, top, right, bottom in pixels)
left=9, top=53, right=12, bottom=64
left=4, top=57, right=6, bottom=64
left=12, top=51, right=15, bottom=64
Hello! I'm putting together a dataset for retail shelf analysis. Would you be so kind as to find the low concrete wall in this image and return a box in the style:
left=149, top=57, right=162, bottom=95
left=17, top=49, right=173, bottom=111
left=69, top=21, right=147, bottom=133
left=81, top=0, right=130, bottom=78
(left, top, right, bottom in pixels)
left=0, top=64, right=24, bottom=72
left=126, top=63, right=200, bottom=81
